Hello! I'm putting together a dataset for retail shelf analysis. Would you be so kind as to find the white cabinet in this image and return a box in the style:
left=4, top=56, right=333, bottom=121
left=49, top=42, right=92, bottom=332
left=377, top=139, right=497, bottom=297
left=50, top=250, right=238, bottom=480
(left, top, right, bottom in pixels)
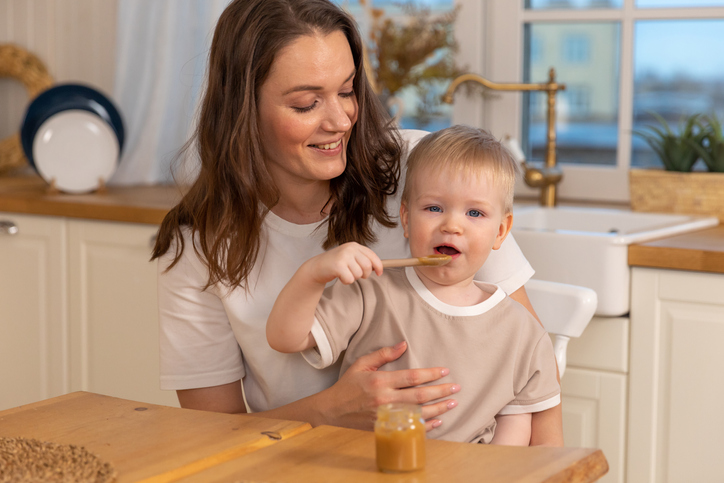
left=0, top=213, right=178, bottom=410
left=68, top=219, right=178, bottom=407
left=561, top=316, right=629, bottom=483
left=628, top=268, right=724, bottom=483
left=0, top=213, right=68, bottom=409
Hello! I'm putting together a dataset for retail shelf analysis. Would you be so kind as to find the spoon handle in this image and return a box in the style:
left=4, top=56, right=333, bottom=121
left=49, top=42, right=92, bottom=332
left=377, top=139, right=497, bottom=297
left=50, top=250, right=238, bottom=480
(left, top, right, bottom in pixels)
left=381, top=258, right=425, bottom=268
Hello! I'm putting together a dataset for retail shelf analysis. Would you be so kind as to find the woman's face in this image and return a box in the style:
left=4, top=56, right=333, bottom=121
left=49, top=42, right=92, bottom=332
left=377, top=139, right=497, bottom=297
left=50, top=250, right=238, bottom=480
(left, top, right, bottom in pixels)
left=258, top=30, right=358, bottom=191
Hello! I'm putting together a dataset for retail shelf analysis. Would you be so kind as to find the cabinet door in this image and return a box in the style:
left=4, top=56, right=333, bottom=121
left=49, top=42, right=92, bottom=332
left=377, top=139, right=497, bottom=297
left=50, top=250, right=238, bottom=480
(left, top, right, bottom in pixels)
left=0, top=213, right=67, bottom=410
left=561, top=368, right=627, bottom=483
left=68, top=219, right=178, bottom=407
left=629, top=268, right=724, bottom=483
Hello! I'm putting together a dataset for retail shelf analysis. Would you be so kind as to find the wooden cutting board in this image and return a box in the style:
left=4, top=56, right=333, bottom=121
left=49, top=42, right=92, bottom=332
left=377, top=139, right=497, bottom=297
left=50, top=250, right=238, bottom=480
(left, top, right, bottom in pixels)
left=0, top=391, right=311, bottom=483
left=177, top=425, right=609, bottom=483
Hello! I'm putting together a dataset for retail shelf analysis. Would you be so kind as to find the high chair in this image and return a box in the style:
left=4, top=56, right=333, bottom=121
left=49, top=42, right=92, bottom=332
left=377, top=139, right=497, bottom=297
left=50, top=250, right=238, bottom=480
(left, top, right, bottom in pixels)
left=524, top=279, right=598, bottom=377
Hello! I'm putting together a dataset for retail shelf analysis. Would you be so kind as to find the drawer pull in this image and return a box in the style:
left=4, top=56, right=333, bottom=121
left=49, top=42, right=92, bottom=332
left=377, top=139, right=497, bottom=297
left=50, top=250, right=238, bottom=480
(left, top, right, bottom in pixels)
left=0, top=221, right=18, bottom=235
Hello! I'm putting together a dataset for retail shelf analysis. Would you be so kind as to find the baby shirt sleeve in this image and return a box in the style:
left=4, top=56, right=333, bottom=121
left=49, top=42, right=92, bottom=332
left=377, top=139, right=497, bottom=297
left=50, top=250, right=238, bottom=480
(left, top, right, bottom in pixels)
left=301, top=280, right=365, bottom=369
left=498, top=332, right=561, bottom=415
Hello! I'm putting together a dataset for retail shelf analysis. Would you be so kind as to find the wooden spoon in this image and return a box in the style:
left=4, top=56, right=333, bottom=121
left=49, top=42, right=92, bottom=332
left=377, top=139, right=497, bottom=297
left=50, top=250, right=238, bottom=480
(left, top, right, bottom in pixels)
left=382, top=254, right=452, bottom=268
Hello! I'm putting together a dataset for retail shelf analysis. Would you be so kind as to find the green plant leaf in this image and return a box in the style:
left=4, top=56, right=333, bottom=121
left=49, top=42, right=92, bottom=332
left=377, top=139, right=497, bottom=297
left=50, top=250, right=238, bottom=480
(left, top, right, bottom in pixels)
left=632, top=111, right=704, bottom=172
left=698, top=113, right=724, bottom=172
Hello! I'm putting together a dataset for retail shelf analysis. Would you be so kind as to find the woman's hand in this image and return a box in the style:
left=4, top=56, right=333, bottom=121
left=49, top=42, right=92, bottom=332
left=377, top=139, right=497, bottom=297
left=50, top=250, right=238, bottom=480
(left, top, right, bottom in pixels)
left=315, top=341, right=460, bottom=431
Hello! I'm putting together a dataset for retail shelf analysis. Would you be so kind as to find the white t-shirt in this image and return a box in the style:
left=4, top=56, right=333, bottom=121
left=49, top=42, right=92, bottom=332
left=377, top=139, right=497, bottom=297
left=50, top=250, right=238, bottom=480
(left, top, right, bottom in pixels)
left=157, top=130, right=535, bottom=412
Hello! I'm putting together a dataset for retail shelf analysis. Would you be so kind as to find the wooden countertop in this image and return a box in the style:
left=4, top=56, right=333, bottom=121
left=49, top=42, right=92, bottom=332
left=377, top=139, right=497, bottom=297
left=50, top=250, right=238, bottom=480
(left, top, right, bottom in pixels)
left=178, top=424, right=608, bottom=483
left=0, top=391, right=311, bottom=483
left=1, top=392, right=608, bottom=483
left=0, top=174, right=183, bottom=225
left=628, top=225, right=724, bottom=274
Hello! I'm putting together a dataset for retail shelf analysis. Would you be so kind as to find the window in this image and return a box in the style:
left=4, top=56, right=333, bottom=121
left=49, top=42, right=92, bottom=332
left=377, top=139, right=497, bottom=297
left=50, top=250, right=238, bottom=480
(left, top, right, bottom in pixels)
left=473, top=1, right=724, bottom=202
left=524, top=22, right=619, bottom=167
left=337, top=0, right=456, bottom=132
left=562, top=34, right=591, bottom=63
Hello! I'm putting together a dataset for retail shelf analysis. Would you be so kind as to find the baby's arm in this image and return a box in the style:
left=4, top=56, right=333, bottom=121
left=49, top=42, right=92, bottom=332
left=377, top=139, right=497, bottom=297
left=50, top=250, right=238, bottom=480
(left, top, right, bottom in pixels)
left=266, top=242, right=383, bottom=353
left=490, top=413, right=532, bottom=446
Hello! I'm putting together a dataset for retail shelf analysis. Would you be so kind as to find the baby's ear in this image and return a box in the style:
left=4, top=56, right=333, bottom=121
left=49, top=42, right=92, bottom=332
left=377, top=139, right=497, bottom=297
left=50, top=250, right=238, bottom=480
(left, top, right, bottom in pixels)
left=493, top=213, right=514, bottom=250
left=400, top=201, right=410, bottom=239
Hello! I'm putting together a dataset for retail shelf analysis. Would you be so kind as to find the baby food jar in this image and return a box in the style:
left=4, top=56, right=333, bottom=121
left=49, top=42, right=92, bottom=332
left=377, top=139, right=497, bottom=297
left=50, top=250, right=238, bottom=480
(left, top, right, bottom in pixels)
left=374, top=403, right=426, bottom=473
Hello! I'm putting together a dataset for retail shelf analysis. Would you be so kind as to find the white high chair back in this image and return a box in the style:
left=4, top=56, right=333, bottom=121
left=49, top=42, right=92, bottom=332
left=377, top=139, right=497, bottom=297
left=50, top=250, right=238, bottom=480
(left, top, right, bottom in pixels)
left=524, top=279, right=597, bottom=377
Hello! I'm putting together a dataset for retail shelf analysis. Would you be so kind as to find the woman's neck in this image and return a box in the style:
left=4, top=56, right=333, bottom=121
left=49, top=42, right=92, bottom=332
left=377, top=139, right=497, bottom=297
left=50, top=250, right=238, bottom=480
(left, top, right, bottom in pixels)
left=270, top=179, right=331, bottom=225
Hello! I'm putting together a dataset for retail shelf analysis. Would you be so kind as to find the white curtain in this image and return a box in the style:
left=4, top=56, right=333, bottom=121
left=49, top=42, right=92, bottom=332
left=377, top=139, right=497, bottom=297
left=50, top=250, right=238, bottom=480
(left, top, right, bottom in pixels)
left=111, top=0, right=231, bottom=186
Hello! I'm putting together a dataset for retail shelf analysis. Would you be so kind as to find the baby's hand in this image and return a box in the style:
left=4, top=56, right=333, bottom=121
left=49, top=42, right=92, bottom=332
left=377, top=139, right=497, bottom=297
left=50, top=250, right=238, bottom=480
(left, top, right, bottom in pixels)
left=307, top=242, right=383, bottom=285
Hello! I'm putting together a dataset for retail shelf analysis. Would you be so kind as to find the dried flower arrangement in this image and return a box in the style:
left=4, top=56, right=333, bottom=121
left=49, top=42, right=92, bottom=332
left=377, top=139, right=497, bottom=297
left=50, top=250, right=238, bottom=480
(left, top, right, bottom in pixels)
left=358, top=0, right=463, bottom=126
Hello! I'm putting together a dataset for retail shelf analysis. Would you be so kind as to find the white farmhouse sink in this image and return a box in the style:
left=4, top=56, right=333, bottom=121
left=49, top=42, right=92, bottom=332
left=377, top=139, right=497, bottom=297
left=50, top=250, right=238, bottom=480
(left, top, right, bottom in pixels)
left=512, top=206, right=719, bottom=316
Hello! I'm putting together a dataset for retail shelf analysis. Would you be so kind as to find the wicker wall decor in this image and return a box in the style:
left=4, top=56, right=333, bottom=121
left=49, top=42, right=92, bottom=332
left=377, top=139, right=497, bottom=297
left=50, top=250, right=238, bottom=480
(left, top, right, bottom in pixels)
left=0, top=44, right=54, bottom=174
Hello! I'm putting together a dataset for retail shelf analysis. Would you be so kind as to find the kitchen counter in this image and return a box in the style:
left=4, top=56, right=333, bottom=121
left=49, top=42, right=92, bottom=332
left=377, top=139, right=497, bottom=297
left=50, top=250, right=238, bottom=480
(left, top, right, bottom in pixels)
left=2, top=174, right=722, bottom=273
left=628, top=225, right=724, bottom=274
left=0, top=174, right=183, bottom=224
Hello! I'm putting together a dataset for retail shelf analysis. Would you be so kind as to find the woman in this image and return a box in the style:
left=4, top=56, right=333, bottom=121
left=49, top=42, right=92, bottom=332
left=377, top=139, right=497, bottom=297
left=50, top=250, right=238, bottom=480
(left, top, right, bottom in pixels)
left=152, top=0, right=562, bottom=444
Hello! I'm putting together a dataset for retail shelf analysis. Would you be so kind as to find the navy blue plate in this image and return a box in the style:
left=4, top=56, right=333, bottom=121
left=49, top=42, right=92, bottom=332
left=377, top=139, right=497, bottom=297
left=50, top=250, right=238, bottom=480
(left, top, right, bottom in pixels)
left=21, top=83, right=125, bottom=169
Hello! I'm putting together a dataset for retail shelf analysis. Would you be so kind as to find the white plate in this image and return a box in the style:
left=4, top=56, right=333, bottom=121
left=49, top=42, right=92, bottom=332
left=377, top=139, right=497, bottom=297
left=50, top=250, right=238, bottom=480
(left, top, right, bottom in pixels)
left=32, top=110, right=119, bottom=194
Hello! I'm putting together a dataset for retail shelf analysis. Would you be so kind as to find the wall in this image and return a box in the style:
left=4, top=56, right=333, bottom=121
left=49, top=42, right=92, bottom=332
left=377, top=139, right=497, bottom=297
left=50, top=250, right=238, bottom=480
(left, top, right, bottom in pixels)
left=0, top=0, right=117, bottom=142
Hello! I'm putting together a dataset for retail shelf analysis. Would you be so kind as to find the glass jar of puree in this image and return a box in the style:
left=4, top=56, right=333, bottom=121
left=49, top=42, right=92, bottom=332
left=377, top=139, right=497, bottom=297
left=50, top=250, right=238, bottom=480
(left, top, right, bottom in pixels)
left=375, top=403, right=426, bottom=473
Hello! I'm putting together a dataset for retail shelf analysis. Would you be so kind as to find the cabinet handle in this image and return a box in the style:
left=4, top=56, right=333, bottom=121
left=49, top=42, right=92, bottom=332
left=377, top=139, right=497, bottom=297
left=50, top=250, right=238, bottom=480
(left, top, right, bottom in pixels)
left=0, top=220, right=18, bottom=235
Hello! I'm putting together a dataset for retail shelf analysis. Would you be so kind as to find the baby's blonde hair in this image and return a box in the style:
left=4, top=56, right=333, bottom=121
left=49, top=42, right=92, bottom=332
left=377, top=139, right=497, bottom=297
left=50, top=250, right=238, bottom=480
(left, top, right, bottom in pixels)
left=401, top=125, right=520, bottom=214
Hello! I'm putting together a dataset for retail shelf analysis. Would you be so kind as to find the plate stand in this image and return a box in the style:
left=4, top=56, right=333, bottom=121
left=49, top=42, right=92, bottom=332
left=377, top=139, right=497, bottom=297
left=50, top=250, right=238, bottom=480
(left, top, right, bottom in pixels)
left=45, top=178, right=60, bottom=194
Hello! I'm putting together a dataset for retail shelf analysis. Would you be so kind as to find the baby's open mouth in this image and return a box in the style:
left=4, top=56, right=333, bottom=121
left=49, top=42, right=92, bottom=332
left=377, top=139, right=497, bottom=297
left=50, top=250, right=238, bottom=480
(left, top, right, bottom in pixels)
left=434, top=245, right=460, bottom=256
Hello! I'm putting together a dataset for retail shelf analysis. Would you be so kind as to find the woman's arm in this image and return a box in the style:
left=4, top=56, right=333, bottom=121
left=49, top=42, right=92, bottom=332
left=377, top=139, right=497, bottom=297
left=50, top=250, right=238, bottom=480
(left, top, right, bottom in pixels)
left=176, top=342, right=460, bottom=432
left=177, top=381, right=247, bottom=413
left=509, top=286, right=564, bottom=447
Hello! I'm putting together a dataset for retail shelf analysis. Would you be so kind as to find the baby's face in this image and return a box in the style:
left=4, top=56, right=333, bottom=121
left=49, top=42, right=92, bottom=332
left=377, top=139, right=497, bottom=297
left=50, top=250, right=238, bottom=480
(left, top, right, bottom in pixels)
left=400, top=166, right=512, bottom=288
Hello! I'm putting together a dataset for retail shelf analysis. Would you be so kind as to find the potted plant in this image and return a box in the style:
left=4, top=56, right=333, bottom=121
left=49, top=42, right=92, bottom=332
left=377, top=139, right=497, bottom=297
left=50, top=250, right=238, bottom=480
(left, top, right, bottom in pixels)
left=630, top=112, right=724, bottom=221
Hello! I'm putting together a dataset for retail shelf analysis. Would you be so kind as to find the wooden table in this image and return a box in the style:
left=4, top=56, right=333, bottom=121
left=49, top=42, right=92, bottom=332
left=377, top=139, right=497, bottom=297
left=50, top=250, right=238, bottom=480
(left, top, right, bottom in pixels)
left=0, top=392, right=608, bottom=483
left=0, top=392, right=311, bottom=483
left=178, top=425, right=608, bottom=483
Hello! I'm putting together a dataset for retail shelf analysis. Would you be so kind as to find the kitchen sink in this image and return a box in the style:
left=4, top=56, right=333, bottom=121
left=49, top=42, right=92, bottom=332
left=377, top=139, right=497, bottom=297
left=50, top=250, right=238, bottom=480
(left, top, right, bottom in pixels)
left=512, top=206, right=719, bottom=316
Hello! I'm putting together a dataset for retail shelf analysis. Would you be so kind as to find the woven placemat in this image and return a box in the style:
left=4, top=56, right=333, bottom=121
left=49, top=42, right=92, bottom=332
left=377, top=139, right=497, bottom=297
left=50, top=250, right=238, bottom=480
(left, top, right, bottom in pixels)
left=0, top=436, right=116, bottom=483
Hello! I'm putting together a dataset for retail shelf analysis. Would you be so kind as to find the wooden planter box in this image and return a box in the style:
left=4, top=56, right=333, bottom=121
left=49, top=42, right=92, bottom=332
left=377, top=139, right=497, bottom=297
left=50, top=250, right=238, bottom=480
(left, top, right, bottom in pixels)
left=629, top=169, right=724, bottom=221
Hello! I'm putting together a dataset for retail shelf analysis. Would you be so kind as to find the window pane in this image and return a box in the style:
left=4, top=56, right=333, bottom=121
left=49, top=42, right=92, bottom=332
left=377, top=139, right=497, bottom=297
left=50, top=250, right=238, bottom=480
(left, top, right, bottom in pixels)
left=526, top=0, right=622, bottom=9
left=336, top=0, right=455, bottom=131
left=636, top=0, right=724, bottom=7
left=523, top=22, right=620, bottom=166
left=632, top=20, right=724, bottom=168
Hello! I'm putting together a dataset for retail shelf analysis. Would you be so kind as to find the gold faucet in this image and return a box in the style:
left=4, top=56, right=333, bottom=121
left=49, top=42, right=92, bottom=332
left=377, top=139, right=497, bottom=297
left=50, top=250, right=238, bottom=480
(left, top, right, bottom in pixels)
left=442, top=68, right=566, bottom=207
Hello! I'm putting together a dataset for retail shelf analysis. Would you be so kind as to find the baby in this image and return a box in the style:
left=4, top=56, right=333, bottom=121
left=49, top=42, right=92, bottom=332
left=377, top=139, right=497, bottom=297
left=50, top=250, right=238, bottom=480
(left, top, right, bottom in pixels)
left=267, top=125, right=560, bottom=444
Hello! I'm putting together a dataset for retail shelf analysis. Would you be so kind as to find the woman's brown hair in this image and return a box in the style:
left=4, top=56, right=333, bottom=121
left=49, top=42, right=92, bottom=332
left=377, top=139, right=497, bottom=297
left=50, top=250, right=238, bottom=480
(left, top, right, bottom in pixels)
left=152, top=0, right=401, bottom=289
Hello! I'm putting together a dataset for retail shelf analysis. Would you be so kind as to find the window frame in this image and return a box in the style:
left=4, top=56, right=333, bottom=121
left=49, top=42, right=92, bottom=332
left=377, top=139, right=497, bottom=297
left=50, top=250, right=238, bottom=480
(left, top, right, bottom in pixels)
left=451, top=0, right=724, bottom=203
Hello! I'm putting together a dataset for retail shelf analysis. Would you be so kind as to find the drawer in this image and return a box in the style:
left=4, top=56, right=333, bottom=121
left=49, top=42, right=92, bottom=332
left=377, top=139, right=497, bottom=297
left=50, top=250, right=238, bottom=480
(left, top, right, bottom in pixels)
left=560, top=316, right=629, bottom=374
